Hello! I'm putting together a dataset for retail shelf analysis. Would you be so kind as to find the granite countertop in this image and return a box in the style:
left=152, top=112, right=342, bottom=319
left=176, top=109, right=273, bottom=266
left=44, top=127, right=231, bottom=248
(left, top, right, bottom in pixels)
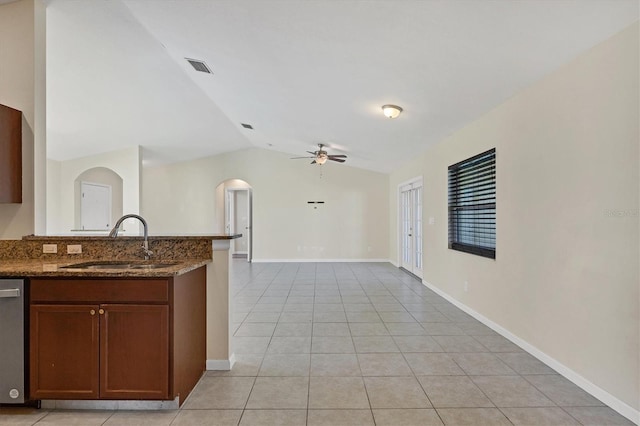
left=0, top=234, right=226, bottom=277
left=0, top=258, right=210, bottom=278
left=22, top=234, right=242, bottom=241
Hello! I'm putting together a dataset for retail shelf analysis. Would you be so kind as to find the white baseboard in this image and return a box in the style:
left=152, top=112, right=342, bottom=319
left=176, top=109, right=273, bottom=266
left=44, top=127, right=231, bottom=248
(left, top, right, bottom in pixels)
left=251, top=258, right=391, bottom=263
left=229, top=352, right=236, bottom=370
left=206, top=353, right=235, bottom=371
left=422, top=279, right=640, bottom=425
left=389, top=260, right=399, bottom=268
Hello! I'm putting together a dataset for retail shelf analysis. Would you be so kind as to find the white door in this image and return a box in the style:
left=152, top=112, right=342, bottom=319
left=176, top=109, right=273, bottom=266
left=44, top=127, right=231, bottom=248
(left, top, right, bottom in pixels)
left=246, top=189, right=253, bottom=263
left=225, top=188, right=253, bottom=262
left=80, top=182, right=111, bottom=230
left=234, top=191, right=248, bottom=254
left=399, top=179, right=423, bottom=278
left=225, top=190, right=232, bottom=234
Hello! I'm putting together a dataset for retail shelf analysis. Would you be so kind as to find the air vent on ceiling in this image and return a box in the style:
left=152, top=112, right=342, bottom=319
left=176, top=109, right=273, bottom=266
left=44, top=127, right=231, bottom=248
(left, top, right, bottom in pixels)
left=241, top=123, right=254, bottom=129
left=186, top=58, right=212, bottom=74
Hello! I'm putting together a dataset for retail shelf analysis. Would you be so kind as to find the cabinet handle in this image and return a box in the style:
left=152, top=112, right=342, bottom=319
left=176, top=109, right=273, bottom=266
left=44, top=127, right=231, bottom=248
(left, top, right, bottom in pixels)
left=90, top=309, right=96, bottom=316
left=0, top=288, right=20, bottom=298
left=98, top=309, right=105, bottom=315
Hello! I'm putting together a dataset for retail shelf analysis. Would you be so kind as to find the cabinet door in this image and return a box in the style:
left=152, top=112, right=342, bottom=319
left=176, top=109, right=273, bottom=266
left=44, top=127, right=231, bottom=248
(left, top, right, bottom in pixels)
left=30, top=305, right=100, bottom=399
left=100, top=304, right=169, bottom=400
left=0, top=104, right=21, bottom=203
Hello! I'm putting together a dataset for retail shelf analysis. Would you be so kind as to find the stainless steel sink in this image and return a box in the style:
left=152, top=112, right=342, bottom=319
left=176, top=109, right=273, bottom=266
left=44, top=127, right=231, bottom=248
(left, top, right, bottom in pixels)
left=129, top=263, right=180, bottom=269
left=61, top=261, right=179, bottom=270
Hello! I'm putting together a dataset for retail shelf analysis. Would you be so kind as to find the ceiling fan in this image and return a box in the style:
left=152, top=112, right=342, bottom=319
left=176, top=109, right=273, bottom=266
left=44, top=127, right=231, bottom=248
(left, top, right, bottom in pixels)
left=291, top=144, right=347, bottom=165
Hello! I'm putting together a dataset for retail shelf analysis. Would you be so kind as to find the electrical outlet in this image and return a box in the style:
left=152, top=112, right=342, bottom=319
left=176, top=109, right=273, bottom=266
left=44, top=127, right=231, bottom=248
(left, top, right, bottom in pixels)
left=464, top=281, right=469, bottom=292
left=67, top=244, right=82, bottom=254
left=42, top=244, right=57, bottom=254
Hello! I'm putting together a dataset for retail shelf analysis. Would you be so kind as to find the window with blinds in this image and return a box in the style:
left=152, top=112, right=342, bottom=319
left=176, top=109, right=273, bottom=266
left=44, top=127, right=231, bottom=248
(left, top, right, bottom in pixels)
left=448, top=148, right=496, bottom=259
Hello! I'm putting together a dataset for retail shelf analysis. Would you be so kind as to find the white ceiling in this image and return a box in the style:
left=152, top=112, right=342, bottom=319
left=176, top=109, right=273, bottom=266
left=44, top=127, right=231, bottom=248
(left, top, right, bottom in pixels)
left=46, top=0, right=638, bottom=172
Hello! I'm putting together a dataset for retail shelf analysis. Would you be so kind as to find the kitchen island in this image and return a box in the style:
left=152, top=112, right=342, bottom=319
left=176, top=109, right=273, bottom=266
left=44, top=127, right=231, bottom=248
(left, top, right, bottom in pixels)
left=0, top=234, right=240, bottom=409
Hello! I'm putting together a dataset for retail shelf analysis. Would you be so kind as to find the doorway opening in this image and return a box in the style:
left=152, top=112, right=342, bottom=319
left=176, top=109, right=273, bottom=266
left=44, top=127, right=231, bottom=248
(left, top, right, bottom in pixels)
left=215, top=179, right=253, bottom=262
left=398, top=177, right=423, bottom=278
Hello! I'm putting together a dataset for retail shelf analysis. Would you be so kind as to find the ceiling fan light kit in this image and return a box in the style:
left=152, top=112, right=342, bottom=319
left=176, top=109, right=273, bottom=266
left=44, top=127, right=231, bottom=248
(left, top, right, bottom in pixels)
left=382, top=104, right=403, bottom=119
left=316, top=153, right=328, bottom=165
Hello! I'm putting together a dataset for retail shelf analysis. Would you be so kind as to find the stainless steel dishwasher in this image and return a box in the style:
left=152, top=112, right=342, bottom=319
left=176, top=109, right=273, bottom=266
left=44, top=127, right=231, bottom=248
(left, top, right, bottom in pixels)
left=0, top=279, right=26, bottom=404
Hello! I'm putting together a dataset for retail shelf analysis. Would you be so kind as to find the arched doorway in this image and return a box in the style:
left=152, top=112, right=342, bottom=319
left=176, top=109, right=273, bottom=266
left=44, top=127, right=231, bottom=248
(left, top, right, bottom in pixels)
left=215, top=179, right=253, bottom=262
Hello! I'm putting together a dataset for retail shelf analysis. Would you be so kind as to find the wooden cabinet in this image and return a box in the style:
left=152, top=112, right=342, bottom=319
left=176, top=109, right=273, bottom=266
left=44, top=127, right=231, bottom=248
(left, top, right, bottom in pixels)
left=30, top=304, right=100, bottom=399
left=100, top=304, right=169, bottom=400
left=0, top=103, right=22, bottom=203
left=29, top=267, right=206, bottom=405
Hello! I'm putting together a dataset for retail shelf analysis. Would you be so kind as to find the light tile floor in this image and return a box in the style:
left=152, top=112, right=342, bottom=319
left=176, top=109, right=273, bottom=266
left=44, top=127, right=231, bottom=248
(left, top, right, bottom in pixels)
left=0, top=261, right=634, bottom=425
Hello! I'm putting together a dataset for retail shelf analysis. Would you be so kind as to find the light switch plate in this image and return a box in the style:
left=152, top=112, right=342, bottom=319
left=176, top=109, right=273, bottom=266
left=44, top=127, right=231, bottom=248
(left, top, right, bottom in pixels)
left=42, top=244, right=57, bottom=254
left=67, top=244, right=82, bottom=254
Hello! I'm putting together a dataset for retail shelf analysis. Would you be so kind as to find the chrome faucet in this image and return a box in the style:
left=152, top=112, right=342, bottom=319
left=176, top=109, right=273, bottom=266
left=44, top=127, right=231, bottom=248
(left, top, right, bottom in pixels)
left=109, top=214, right=153, bottom=260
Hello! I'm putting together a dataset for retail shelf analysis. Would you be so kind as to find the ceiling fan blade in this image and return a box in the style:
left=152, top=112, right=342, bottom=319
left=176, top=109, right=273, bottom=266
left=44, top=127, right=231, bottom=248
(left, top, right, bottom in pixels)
left=328, top=155, right=347, bottom=158
left=306, top=151, right=318, bottom=155
left=290, top=156, right=315, bottom=159
left=328, top=157, right=346, bottom=163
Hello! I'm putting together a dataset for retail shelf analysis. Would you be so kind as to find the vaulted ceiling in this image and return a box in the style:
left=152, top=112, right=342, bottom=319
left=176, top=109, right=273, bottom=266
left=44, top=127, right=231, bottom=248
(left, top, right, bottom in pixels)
left=46, top=0, right=638, bottom=172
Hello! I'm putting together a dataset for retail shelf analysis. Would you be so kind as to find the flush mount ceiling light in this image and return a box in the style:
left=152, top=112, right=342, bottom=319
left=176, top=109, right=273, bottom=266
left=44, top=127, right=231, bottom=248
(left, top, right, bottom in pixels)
left=382, top=104, right=403, bottom=119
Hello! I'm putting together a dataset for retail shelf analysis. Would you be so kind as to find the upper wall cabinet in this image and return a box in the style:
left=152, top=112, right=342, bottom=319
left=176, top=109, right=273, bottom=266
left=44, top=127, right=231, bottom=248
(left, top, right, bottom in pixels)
left=0, top=104, right=22, bottom=203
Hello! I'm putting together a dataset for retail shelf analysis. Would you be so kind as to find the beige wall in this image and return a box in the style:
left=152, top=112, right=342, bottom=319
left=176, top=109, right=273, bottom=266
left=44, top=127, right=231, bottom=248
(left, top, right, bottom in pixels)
left=143, top=148, right=389, bottom=261
left=46, top=146, right=141, bottom=234
left=0, top=0, right=46, bottom=238
left=45, top=158, right=61, bottom=233
left=389, top=23, right=639, bottom=415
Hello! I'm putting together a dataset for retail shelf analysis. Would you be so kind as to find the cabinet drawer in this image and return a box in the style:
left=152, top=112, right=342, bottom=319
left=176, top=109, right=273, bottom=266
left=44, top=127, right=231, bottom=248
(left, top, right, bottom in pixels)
left=30, top=278, right=169, bottom=303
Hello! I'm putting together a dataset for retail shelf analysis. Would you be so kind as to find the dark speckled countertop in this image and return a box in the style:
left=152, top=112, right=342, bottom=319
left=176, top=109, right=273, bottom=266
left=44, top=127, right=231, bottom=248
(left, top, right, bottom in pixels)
left=21, top=234, right=242, bottom=241
left=0, top=258, right=210, bottom=278
left=0, top=234, right=239, bottom=277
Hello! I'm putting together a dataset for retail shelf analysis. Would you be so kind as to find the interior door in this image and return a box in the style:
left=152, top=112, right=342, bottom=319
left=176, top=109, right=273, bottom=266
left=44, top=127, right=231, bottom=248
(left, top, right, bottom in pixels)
left=412, top=185, right=423, bottom=276
left=400, top=187, right=413, bottom=271
left=224, top=190, right=233, bottom=235
left=225, top=188, right=253, bottom=262
left=399, top=180, right=423, bottom=278
left=247, top=189, right=253, bottom=262
left=234, top=191, right=248, bottom=255
left=81, top=182, right=111, bottom=230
